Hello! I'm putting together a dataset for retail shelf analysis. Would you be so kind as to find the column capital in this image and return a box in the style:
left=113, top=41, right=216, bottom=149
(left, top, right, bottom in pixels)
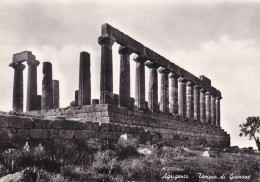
left=9, top=62, right=26, bottom=71
left=186, top=81, right=195, bottom=86
left=205, top=91, right=211, bottom=95
left=98, top=36, right=115, bottom=46
left=169, top=72, right=180, bottom=78
left=158, top=67, right=170, bottom=74
left=178, top=77, right=188, bottom=83
left=200, top=88, right=206, bottom=93
left=133, top=54, right=148, bottom=63
left=27, top=59, right=40, bottom=67
left=118, top=46, right=134, bottom=55
left=145, top=61, right=160, bottom=69
left=194, top=84, right=201, bottom=89
left=216, top=96, right=223, bottom=100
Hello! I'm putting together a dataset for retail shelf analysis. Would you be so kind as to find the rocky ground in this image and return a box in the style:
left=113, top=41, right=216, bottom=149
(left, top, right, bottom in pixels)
left=0, top=135, right=259, bottom=182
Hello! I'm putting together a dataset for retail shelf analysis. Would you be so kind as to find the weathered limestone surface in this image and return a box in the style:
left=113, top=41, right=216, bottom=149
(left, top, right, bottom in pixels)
left=26, top=58, right=40, bottom=111
left=118, top=46, right=133, bottom=108
left=98, top=36, right=115, bottom=104
left=53, top=80, right=59, bottom=109
left=194, top=85, right=200, bottom=121
left=178, top=78, right=187, bottom=118
left=186, top=81, right=194, bottom=120
left=10, top=63, right=26, bottom=112
left=205, top=91, right=211, bottom=124
left=22, top=104, right=230, bottom=147
left=169, top=73, right=179, bottom=115
left=200, top=88, right=206, bottom=123
left=211, top=96, right=216, bottom=126
left=78, top=52, right=91, bottom=106
left=134, top=55, right=147, bottom=110
left=42, top=62, right=53, bottom=110
left=216, top=97, right=221, bottom=127
left=146, top=62, right=159, bottom=113
left=158, top=67, right=169, bottom=113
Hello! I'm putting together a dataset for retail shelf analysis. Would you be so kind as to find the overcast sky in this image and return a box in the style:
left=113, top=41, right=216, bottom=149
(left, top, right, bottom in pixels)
left=0, top=0, right=259, bottom=149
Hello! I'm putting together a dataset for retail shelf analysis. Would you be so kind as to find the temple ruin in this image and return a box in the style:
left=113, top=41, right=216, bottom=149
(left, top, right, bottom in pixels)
left=4, top=23, right=230, bottom=147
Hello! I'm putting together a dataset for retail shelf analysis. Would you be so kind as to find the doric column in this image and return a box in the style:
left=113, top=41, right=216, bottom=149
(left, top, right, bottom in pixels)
left=216, top=96, right=221, bottom=127
left=200, top=88, right=206, bottom=123
left=169, top=73, right=179, bottom=115
left=78, top=52, right=91, bottom=106
left=42, top=62, right=53, bottom=110
left=158, top=67, right=170, bottom=113
left=9, top=63, right=26, bottom=112
left=118, top=46, right=133, bottom=108
left=205, top=91, right=211, bottom=124
left=98, top=36, right=115, bottom=104
left=186, top=81, right=194, bottom=120
left=194, top=85, right=200, bottom=121
left=211, top=96, right=216, bottom=126
left=133, top=55, right=147, bottom=110
left=26, top=59, right=40, bottom=111
left=145, top=62, right=160, bottom=113
left=178, top=77, right=187, bottom=117
left=53, top=80, right=59, bottom=109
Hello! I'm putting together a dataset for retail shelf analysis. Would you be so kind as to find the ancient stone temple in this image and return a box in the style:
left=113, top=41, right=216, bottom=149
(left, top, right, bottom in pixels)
left=5, top=24, right=230, bottom=148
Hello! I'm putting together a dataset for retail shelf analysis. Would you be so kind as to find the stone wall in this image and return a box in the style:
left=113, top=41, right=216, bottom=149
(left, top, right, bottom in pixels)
left=0, top=113, right=150, bottom=147
left=23, top=104, right=230, bottom=147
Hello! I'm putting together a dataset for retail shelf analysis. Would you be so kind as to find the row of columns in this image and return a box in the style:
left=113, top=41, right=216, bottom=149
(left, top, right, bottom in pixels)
left=10, top=52, right=59, bottom=112
left=98, top=36, right=222, bottom=127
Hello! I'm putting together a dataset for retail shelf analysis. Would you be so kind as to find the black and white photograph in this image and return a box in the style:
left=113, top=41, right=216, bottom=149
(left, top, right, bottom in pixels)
left=0, top=0, right=259, bottom=181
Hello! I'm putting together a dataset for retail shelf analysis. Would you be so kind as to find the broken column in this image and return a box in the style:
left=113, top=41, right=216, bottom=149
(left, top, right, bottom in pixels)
left=216, top=96, right=221, bottom=127
left=42, top=62, right=53, bottom=110
left=53, top=80, right=59, bottom=109
left=205, top=91, right=211, bottom=124
left=178, top=77, right=187, bottom=118
left=145, top=61, right=159, bottom=113
left=158, top=67, right=169, bottom=113
left=26, top=57, right=40, bottom=111
left=78, top=52, right=91, bottom=106
left=200, top=88, right=206, bottom=123
left=169, top=72, right=179, bottom=115
left=134, top=55, right=147, bottom=110
left=194, top=85, right=200, bottom=121
left=98, top=36, right=115, bottom=104
left=118, top=46, right=133, bottom=108
left=186, top=81, right=194, bottom=120
left=9, top=62, right=26, bottom=112
left=75, top=90, right=79, bottom=106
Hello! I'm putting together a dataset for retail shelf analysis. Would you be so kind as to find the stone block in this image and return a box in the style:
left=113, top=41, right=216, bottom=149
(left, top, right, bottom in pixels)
left=92, top=99, right=99, bottom=104
left=62, top=120, right=80, bottom=130
left=115, top=124, right=121, bottom=132
left=0, top=115, right=8, bottom=127
left=101, top=123, right=109, bottom=131
left=16, top=129, right=28, bottom=139
left=85, top=105, right=95, bottom=113
left=29, top=129, right=49, bottom=139
left=110, top=124, right=116, bottom=131
left=59, top=130, right=75, bottom=139
left=51, top=120, right=63, bottom=129
left=49, top=129, right=59, bottom=139
left=100, top=117, right=111, bottom=123
left=92, top=122, right=99, bottom=130
left=8, top=116, right=24, bottom=128
left=21, top=117, right=33, bottom=129
left=33, top=118, right=47, bottom=129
